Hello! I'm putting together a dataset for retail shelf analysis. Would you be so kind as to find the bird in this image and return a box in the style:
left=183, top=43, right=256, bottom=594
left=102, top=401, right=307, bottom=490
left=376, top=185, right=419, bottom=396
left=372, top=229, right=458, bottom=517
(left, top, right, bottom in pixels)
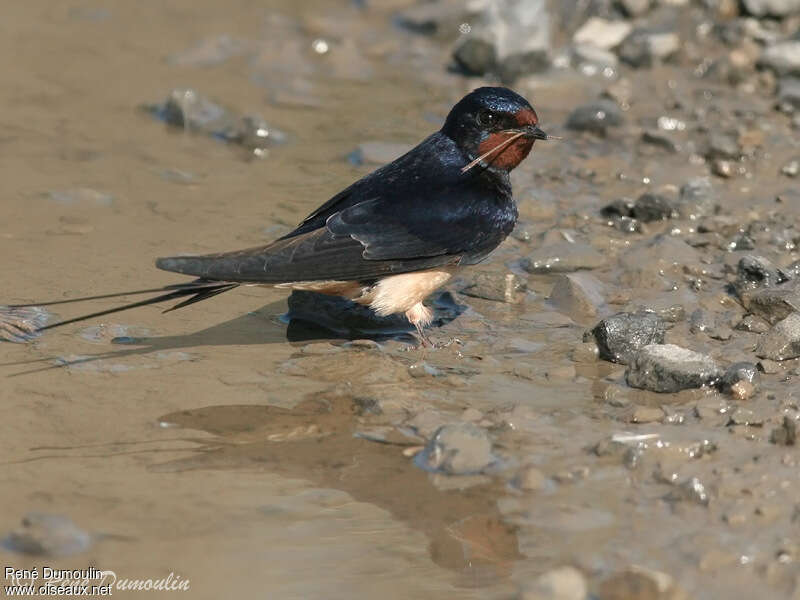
left=8, top=87, right=550, bottom=346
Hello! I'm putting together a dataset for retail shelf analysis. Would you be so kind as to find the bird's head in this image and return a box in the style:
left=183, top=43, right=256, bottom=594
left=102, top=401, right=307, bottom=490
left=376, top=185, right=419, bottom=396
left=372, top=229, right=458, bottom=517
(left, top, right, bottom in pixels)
left=441, top=87, right=549, bottom=173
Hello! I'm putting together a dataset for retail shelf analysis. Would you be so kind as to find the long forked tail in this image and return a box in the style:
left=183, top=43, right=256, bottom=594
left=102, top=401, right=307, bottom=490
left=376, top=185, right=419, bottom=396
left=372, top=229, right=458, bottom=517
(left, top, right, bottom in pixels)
left=7, top=280, right=239, bottom=332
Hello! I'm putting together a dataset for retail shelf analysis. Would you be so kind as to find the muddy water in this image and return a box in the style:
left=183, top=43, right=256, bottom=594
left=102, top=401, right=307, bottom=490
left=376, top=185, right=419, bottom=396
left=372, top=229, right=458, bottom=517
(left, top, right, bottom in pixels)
left=2, top=1, right=800, bottom=599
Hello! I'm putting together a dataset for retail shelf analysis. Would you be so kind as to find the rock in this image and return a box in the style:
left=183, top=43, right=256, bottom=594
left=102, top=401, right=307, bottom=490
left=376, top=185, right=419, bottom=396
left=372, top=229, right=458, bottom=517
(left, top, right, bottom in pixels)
left=641, top=130, right=679, bottom=153
left=454, top=0, right=551, bottom=82
left=730, top=380, right=755, bottom=401
left=742, top=0, right=800, bottom=17
left=414, top=423, right=495, bottom=475
left=591, top=312, right=666, bottom=364
left=572, top=44, right=619, bottom=71
left=1, top=513, right=93, bottom=557
left=720, top=362, right=759, bottom=394
left=777, top=77, right=800, bottom=113
left=565, top=100, right=623, bottom=135
left=394, top=0, right=466, bottom=35
left=757, top=358, right=782, bottom=374
left=632, top=193, right=677, bottom=222
left=755, top=312, right=800, bottom=361
left=520, top=566, right=588, bottom=600
left=348, top=141, right=413, bottom=166
left=618, top=29, right=680, bottom=68
left=705, top=133, right=740, bottom=160
left=735, top=314, right=770, bottom=333
left=626, top=344, right=723, bottom=393
left=521, top=241, right=606, bottom=273
left=618, top=0, right=652, bottom=17
left=549, top=273, right=606, bottom=318
left=689, top=309, right=733, bottom=341
left=631, top=405, right=665, bottom=423
left=573, top=18, right=632, bottom=50
left=711, top=159, right=735, bottom=178
left=677, top=177, right=717, bottom=219
left=771, top=416, right=797, bottom=446
left=459, top=272, right=527, bottom=303
left=516, top=466, right=548, bottom=491
left=759, top=41, right=800, bottom=77
left=782, top=159, right=799, bottom=177
left=144, top=89, right=286, bottom=154
left=734, top=254, right=790, bottom=298
left=745, top=285, right=800, bottom=324
left=452, top=38, right=496, bottom=75
left=599, top=566, right=686, bottom=600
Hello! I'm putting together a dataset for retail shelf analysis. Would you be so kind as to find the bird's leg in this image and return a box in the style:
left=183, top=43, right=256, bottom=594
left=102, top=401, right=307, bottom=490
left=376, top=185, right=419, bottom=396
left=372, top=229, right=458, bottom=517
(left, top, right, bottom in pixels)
left=406, top=303, right=434, bottom=349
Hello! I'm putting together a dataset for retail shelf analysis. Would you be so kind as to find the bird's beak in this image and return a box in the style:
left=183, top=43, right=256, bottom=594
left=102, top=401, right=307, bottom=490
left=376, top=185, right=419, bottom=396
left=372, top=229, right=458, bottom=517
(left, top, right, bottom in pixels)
left=523, top=124, right=549, bottom=140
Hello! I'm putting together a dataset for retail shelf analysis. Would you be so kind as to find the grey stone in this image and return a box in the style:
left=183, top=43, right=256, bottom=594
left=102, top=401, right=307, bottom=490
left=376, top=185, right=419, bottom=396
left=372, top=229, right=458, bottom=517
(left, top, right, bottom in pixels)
left=455, top=0, right=551, bottom=82
left=572, top=44, right=619, bottom=70
left=641, top=130, right=679, bottom=153
left=626, top=344, right=723, bottom=393
left=746, top=285, right=800, bottom=324
left=521, top=241, right=606, bottom=273
left=565, top=100, right=623, bottom=135
left=677, top=177, right=716, bottom=219
left=520, top=566, right=588, bottom=600
left=782, top=159, right=799, bottom=177
left=452, top=38, right=496, bottom=75
left=618, top=0, right=652, bottom=17
left=618, top=29, right=680, bottom=68
left=459, top=272, right=527, bottom=303
left=144, top=89, right=286, bottom=153
left=777, top=77, right=800, bottom=113
left=549, top=273, right=607, bottom=318
left=591, top=312, right=666, bottom=364
left=573, top=17, right=632, bottom=50
left=711, top=159, right=735, bottom=178
left=414, top=423, right=495, bottom=475
left=755, top=312, right=800, bottom=361
left=706, top=132, right=740, bottom=160
left=632, top=193, right=677, bottom=222
left=759, top=41, right=800, bottom=77
left=742, top=0, right=800, bottom=17
left=2, top=513, right=93, bottom=557
left=734, top=254, right=791, bottom=298
left=720, top=362, right=760, bottom=393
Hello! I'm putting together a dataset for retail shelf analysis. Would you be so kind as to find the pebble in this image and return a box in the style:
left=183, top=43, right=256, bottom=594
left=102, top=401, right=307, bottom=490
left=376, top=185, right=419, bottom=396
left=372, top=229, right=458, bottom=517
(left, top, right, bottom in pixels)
left=677, top=177, right=717, bottom=219
left=565, top=100, right=623, bottom=135
left=742, top=0, right=800, bottom=16
left=459, top=272, right=527, bottom=303
left=598, top=566, right=685, bottom=600
left=711, top=159, right=735, bottom=178
left=2, top=513, right=93, bottom=557
left=414, top=423, right=495, bottom=475
left=757, top=358, right=783, bottom=374
left=519, top=566, right=588, bottom=600
left=720, top=362, right=759, bottom=394
left=771, top=416, right=797, bottom=446
left=618, top=0, right=652, bottom=17
left=745, top=286, right=800, bottom=324
left=759, top=41, right=800, bottom=77
left=776, top=77, right=800, bottom=113
left=516, top=466, right=548, bottom=491
left=626, top=344, right=723, bottom=393
left=573, top=18, right=632, bottom=50
left=755, top=312, right=800, bottom=360
left=590, top=312, right=666, bottom=364
left=631, top=405, right=665, bottom=423
left=618, top=29, right=680, bottom=68
left=782, top=159, right=799, bottom=177
left=548, top=273, right=606, bottom=318
left=521, top=241, right=606, bottom=273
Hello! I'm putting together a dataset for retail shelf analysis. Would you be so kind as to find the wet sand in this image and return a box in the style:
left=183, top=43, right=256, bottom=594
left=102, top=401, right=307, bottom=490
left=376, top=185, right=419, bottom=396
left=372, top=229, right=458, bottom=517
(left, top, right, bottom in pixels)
left=2, top=1, right=800, bottom=598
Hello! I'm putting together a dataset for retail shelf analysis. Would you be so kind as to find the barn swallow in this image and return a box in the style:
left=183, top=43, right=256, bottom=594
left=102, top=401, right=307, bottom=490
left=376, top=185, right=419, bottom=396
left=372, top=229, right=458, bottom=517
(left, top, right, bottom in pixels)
left=10, top=87, right=550, bottom=345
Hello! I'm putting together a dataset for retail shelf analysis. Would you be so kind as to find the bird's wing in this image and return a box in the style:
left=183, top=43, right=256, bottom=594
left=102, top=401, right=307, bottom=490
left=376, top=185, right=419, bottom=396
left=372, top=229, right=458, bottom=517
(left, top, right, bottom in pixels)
left=156, top=188, right=513, bottom=284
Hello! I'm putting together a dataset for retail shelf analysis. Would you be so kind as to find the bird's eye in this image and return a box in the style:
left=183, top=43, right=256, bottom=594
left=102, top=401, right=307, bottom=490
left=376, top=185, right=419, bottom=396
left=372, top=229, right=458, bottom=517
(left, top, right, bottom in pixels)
left=477, top=109, right=495, bottom=127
